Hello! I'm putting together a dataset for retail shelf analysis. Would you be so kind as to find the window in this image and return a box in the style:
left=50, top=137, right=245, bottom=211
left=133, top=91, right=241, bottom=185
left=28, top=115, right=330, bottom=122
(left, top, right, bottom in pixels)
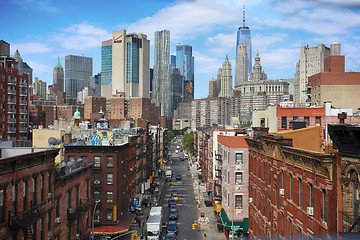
left=281, top=171, right=284, bottom=189
left=107, top=156, right=113, bottom=167
left=106, top=191, right=113, bottom=202
left=107, top=173, right=113, bottom=184
left=281, top=213, right=284, bottom=236
left=0, top=189, right=5, bottom=223
left=106, top=210, right=113, bottom=221
left=235, top=172, right=243, bottom=185
left=309, top=183, right=314, bottom=207
left=322, top=189, right=327, bottom=223
left=235, top=195, right=243, bottom=209
left=299, top=178, right=302, bottom=206
left=33, top=176, right=37, bottom=204
left=55, top=199, right=60, bottom=218
left=94, top=173, right=100, bottom=183
left=304, top=116, right=310, bottom=126
left=75, top=186, right=79, bottom=208
left=315, top=116, right=321, bottom=126
left=290, top=174, right=293, bottom=200
left=94, top=191, right=100, bottom=201
left=68, top=190, right=71, bottom=209
left=269, top=165, right=271, bottom=185
left=48, top=172, right=52, bottom=195
left=94, top=156, right=101, bottom=167
left=281, top=117, right=287, bottom=129
left=23, top=181, right=28, bottom=211
left=41, top=175, right=45, bottom=203
left=260, top=118, right=265, bottom=128
left=235, top=153, right=243, bottom=164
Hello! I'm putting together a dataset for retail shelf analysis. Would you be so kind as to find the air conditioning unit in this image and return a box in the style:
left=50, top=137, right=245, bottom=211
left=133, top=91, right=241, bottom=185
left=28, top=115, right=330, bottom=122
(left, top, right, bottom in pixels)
left=48, top=193, right=52, bottom=199
left=47, top=232, right=52, bottom=240
left=76, top=234, right=80, bottom=239
left=94, top=219, right=100, bottom=223
left=236, top=165, right=241, bottom=170
left=94, top=163, right=100, bottom=167
left=68, top=208, right=73, bottom=214
left=107, top=199, right=113, bottom=203
left=94, top=180, right=100, bottom=184
left=307, top=207, right=314, bottom=216
left=55, top=217, right=61, bottom=224
left=249, top=198, right=253, bottom=203
left=279, top=188, right=284, bottom=196
left=107, top=164, right=113, bottom=167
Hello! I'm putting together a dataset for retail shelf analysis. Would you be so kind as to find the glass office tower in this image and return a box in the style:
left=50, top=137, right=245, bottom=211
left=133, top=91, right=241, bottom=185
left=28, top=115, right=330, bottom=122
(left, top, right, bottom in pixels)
left=236, top=6, right=252, bottom=78
left=176, top=44, right=194, bottom=101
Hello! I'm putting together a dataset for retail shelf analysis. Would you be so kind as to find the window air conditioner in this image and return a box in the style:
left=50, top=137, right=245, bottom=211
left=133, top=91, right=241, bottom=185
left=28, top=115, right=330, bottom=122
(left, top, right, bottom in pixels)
left=307, top=207, right=314, bottom=216
left=279, top=188, right=284, bottom=196
left=68, top=208, right=72, bottom=214
left=48, top=193, right=52, bottom=199
left=249, top=198, right=253, bottom=203
left=107, top=199, right=113, bottom=203
left=107, top=164, right=113, bottom=167
left=55, top=217, right=61, bottom=224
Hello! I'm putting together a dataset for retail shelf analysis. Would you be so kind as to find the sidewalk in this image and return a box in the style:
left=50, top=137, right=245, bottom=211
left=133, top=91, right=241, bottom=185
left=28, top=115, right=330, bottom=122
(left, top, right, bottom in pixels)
left=190, top=163, right=226, bottom=240
left=128, top=174, right=166, bottom=240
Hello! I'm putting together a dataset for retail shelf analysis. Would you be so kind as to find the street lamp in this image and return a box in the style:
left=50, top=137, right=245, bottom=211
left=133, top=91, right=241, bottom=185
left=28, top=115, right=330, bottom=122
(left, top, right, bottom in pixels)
left=92, top=200, right=101, bottom=240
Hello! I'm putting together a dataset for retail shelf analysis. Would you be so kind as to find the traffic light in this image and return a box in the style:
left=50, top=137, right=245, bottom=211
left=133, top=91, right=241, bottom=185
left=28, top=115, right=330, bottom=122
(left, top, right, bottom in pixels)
left=131, top=232, right=138, bottom=240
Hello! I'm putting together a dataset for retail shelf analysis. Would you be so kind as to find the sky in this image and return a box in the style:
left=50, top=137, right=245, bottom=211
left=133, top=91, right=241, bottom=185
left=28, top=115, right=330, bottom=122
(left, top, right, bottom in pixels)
left=1, top=0, right=360, bottom=99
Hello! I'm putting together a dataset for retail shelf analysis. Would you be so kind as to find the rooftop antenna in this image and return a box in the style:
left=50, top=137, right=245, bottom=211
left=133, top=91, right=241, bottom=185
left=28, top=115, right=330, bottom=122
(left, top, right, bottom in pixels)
left=243, top=3, right=246, bottom=27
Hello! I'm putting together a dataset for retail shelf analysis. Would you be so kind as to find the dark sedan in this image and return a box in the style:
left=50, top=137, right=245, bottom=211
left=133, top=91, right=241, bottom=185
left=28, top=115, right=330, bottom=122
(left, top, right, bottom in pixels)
left=169, top=209, right=178, bottom=220
left=166, top=221, right=178, bottom=234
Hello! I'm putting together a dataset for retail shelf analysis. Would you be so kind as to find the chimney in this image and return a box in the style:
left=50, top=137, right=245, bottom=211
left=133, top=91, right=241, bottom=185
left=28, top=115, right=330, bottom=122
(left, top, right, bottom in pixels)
left=338, top=112, right=347, bottom=124
left=64, top=132, right=72, bottom=145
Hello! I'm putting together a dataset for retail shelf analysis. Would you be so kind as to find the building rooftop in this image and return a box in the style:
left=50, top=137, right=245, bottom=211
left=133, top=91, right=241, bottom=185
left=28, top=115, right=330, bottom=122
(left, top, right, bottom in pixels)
left=217, top=135, right=248, bottom=148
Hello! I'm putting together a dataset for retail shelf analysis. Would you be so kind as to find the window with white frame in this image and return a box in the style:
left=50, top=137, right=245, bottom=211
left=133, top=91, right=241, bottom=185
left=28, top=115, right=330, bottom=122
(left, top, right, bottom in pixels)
left=107, top=173, right=113, bottom=184
left=94, top=156, right=101, bottom=167
left=235, top=153, right=243, bottom=164
left=106, top=191, right=113, bottom=201
left=235, top=195, right=243, bottom=209
left=106, top=210, right=113, bottom=221
left=235, top=172, right=243, bottom=185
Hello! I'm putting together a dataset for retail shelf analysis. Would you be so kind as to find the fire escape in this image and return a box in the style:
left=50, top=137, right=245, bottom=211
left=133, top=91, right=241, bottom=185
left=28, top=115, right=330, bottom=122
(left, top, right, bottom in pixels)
left=67, top=199, right=91, bottom=240
left=214, top=152, right=223, bottom=202
left=8, top=200, right=45, bottom=240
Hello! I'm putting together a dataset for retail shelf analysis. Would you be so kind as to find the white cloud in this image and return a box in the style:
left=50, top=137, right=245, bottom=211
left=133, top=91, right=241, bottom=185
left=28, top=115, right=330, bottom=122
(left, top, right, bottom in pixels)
left=193, top=51, right=222, bottom=75
left=252, top=33, right=288, bottom=50
left=126, top=0, right=240, bottom=43
left=11, top=42, right=51, bottom=55
left=53, top=23, right=111, bottom=50
left=27, top=61, right=52, bottom=74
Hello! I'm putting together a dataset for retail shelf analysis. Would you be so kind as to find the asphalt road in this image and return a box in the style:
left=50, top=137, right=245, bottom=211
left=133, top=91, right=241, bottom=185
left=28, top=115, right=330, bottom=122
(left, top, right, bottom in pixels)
left=159, top=142, right=201, bottom=240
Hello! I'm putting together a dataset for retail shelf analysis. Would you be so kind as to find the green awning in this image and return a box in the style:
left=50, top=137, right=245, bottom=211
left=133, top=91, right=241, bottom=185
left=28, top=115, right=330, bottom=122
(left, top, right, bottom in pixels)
left=219, top=208, right=248, bottom=232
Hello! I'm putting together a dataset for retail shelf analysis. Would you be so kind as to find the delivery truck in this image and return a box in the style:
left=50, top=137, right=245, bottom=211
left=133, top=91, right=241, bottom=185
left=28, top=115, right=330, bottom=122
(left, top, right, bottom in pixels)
left=146, top=214, right=162, bottom=240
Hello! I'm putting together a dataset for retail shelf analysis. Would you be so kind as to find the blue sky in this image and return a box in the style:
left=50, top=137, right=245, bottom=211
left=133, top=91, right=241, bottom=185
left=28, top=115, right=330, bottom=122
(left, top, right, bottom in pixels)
left=1, top=0, right=360, bottom=99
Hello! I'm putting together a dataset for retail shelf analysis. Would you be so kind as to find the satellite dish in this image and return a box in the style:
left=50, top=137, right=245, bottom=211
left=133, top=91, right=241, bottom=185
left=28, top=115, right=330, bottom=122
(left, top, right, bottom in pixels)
left=67, top=160, right=75, bottom=169
left=48, top=137, right=61, bottom=146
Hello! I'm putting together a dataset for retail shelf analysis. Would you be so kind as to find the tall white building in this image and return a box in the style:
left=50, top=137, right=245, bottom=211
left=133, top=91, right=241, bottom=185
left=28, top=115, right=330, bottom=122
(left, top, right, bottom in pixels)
left=235, top=45, right=248, bottom=87
left=218, top=56, right=233, bottom=98
left=101, top=30, right=150, bottom=98
left=153, top=30, right=172, bottom=117
left=294, top=42, right=340, bottom=106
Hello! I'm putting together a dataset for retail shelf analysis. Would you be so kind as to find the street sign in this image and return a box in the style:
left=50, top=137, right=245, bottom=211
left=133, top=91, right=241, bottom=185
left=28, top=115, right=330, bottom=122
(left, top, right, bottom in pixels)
left=133, top=197, right=140, bottom=206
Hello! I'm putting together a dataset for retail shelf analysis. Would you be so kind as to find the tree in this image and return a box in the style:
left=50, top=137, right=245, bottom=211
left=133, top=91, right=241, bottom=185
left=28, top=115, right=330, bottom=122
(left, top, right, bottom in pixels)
left=166, top=130, right=174, bottom=145
left=182, top=132, right=194, bottom=154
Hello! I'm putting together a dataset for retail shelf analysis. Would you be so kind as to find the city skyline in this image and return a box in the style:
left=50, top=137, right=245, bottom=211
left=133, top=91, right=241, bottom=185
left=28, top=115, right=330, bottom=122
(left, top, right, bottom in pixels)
left=1, top=0, right=360, bottom=99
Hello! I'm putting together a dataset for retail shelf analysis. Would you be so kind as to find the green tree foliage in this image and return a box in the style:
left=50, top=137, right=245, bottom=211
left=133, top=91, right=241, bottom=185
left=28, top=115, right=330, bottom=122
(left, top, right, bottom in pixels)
left=182, top=132, right=194, bottom=154
left=166, top=130, right=174, bottom=144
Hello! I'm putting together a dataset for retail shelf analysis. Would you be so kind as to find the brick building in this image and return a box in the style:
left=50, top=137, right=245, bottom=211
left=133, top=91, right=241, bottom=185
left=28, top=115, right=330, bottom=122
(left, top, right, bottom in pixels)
left=84, top=96, right=106, bottom=119
left=328, top=124, right=360, bottom=235
left=0, top=57, right=29, bottom=141
left=217, top=135, right=249, bottom=238
left=0, top=147, right=93, bottom=240
left=308, top=55, right=360, bottom=112
left=246, top=128, right=340, bottom=239
left=64, top=143, right=138, bottom=237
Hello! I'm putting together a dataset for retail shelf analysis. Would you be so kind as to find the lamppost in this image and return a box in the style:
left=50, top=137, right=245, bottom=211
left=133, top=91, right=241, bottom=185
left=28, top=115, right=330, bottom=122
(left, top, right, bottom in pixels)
left=92, top=200, right=101, bottom=240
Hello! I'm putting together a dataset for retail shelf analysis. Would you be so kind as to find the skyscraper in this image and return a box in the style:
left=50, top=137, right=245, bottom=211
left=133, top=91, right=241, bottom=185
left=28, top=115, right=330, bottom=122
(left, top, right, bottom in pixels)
left=65, top=55, right=92, bottom=98
left=153, top=30, right=172, bottom=117
left=218, top=55, right=233, bottom=98
left=34, top=77, right=47, bottom=100
left=101, top=30, right=150, bottom=98
left=235, top=45, right=248, bottom=87
left=53, top=56, right=64, bottom=93
left=176, top=44, right=194, bottom=101
left=14, top=49, right=33, bottom=85
left=294, top=43, right=339, bottom=106
left=0, top=40, right=10, bottom=57
left=236, top=5, right=251, bottom=79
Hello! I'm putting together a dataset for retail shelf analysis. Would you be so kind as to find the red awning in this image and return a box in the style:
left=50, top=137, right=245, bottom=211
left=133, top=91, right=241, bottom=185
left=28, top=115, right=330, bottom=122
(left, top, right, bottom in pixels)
left=94, top=212, right=136, bottom=235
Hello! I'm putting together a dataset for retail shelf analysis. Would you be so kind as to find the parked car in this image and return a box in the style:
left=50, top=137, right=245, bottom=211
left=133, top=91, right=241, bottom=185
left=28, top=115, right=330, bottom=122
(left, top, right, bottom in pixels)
left=169, top=205, right=177, bottom=212
left=166, top=221, right=178, bottom=234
